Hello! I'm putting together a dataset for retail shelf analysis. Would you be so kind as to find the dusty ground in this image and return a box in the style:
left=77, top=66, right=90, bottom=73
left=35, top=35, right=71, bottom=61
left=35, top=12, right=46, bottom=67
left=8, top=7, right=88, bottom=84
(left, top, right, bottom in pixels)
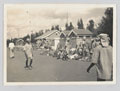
left=7, top=49, right=97, bottom=82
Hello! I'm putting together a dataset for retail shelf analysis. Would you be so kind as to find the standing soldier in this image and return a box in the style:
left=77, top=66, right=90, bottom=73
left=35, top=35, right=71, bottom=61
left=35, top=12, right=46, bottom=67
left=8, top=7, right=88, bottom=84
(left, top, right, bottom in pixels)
left=82, top=37, right=87, bottom=60
left=62, top=46, right=68, bottom=61
left=9, top=39, right=15, bottom=58
left=23, top=38, right=33, bottom=70
left=87, top=34, right=113, bottom=81
left=65, top=39, right=70, bottom=54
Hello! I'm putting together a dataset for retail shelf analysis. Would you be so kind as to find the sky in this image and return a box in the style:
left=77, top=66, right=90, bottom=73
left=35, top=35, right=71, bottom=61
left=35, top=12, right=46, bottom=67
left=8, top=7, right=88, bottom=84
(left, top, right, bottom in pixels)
left=5, top=4, right=110, bottom=39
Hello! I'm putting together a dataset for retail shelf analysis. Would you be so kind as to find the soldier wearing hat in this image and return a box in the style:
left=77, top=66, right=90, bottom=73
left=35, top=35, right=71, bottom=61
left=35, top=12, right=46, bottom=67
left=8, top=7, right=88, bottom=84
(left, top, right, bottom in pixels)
left=23, top=37, right=33, bottom=70
left=87, top=33, right=113, bottom=81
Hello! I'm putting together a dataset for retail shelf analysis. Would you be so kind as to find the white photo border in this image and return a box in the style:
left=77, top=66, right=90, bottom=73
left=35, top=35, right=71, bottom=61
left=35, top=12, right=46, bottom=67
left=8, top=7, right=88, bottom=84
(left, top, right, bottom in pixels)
left=3, top=3, right=117, bottom=86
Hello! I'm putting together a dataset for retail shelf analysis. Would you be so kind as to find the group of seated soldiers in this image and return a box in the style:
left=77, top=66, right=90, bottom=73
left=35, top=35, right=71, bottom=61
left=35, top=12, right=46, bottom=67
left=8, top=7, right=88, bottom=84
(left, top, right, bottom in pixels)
left=38, top=38, right=99, bottom=61
left=50, top=38, right=97, bottom=61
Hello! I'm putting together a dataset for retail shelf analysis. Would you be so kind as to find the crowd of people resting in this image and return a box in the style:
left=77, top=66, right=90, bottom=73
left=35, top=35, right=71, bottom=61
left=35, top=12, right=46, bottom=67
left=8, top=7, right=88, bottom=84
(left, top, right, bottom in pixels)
left=36, top=38, right=98, bottom=61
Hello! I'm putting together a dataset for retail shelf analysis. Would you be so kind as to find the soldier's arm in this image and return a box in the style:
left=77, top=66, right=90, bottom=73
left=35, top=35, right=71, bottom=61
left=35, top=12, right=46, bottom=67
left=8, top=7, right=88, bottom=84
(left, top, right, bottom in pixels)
left=87, top=63, right=95, bottom=73
left=87, top=47, right=99, bottom=73
left=31, top=45, right=34, bottom=56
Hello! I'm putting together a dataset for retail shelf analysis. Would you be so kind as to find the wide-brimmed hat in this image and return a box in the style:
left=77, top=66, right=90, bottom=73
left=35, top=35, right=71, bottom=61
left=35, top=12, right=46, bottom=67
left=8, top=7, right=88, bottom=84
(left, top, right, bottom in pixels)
left=98, top=33, right=110, bottom=41
left=98, top=33, right=110, bottom=47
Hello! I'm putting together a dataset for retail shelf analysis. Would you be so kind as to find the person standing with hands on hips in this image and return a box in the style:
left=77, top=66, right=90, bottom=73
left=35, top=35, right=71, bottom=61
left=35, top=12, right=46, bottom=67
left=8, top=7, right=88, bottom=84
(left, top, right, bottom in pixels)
left=87, top=34, right=113, bottom=81
left=23, top=37, right=33, bottom=70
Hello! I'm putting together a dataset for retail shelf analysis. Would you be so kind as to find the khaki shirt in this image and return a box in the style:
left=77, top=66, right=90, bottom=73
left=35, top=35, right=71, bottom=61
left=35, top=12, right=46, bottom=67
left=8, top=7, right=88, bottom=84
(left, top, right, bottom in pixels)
left=24, top=43, right=33, bottom=59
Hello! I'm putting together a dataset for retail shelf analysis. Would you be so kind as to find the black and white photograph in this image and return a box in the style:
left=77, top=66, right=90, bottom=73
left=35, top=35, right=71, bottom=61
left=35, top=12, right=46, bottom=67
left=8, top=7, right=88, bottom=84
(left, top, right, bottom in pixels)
left=4, top=4, right=116, bottom=85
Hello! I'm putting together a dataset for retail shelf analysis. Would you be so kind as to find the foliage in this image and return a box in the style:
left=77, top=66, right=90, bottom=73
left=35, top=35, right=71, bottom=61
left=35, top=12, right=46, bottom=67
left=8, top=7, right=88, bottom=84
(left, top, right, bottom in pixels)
left=86, top=19, right=98, bottom=37
left=65, top=23, right=69, bottom=30
left=65, top=22, right=74, bottom=30
left=77, top=19, right=84, bottom=29
left=87, top=20, right=95, bottom=32
left=97, top=8, right=113, bottom=45
left=51, top=26, right=55, bottom=30
left=69, top=22, right=74, bottom=30
left=55, top=25, right=60, bottom=30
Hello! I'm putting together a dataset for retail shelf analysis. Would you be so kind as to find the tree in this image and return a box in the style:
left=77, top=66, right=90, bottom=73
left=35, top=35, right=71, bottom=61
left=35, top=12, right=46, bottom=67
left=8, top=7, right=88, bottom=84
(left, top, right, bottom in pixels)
left=35, top=32, right=39, bottom=37
left=7, top=39, right=11, bottom=47
left=69, top=22, right=74, bottom=30
left=97, top=8, right=113, bottom=46
left=80, top=19, right=84, bottom=29
left=31, top=33, right=35, bottom=43
left=87, top=19, right=97, bottom=37
left=23, top=34, right=30, bottom=42
left=77, top=19, right=84, bottom=29
left=39, top=30, right=43, bottom=36
left=65, top=23, right=69, bottom=30
left=77, top=20, right=80, bottom=29
left=87, top=20, right=94, bottom=32
left=55, top=25, right=60, bottom=30
left=51, top=26, right=55, bottom=30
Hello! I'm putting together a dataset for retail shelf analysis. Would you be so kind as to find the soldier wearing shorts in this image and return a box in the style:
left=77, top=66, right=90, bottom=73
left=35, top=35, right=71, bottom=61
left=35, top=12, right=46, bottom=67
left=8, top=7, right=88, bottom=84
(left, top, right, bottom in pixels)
left=24, top=38, right=33, bottom=70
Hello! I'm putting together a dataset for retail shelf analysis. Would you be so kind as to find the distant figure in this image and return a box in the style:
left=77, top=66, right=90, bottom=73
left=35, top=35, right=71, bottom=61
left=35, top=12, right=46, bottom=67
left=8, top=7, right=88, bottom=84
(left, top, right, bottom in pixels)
left=62, top=46, right=68, bottom=61
left=23, top=38, right=33, bottom=70
left=82, top=37, right=87, bottom=60
left=55, top=43, right=62, bottom=58
left=65, top=39, right=70, bottom=54
left=86, top=38, right=92, bottom=54
left=9, top=40, right=15, bottom=58
left=87, top=34, right=113, bottom=81
left=77, top=45, right=83, bottom=56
